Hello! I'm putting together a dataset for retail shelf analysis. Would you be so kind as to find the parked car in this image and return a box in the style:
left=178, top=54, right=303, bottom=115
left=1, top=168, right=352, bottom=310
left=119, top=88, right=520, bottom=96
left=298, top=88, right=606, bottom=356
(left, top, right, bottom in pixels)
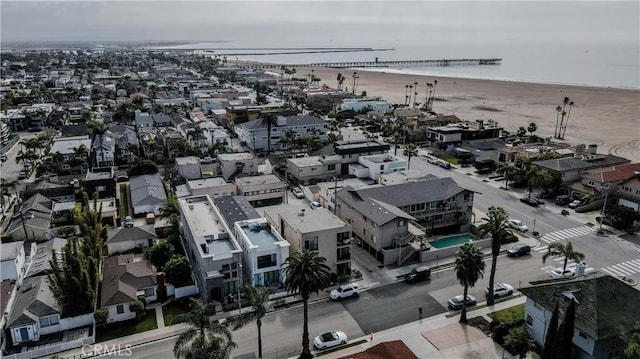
left=485, top=283, right=514, bottom=298
left=18, top=171, right=27, bottom=179
left=124, top=216, right=134, bottom=228
left=0, top=154, right=7, bottom=162
left=448, top=295, right=477, bottom=310
left=507, top=244, right=531, bottom=257
left=314, top=331, right=348, bottom=350
left=549, top=267, right=575, bottom=278
left=200, top=156, right=214, bottom=164
left=330, top=283, right=359, bottom=300
left=404, top=266, right=431, bottom=283
left=310, top=201, right=322, bottom=210
left=292, top=187, right=305, bottom=199
left=568, top=200, right=582, bottom=209
left=556, top=195, right=571, bottom=205
left=520, top=197, right=540, bottom=207
left=508, top=219, right=529, bottom=232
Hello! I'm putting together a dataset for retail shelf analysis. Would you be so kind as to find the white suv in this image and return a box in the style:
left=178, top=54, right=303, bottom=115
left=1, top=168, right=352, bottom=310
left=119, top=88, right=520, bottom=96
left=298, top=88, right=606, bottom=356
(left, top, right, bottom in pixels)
left=508, top=219, right=529, bottom=232
left=330, top=283, right=359, bottom=300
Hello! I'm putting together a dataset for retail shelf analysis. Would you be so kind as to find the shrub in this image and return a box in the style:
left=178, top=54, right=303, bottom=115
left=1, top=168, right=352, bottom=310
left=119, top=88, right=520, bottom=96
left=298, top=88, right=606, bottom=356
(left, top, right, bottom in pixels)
left=492, top=319, right=526, bottom=345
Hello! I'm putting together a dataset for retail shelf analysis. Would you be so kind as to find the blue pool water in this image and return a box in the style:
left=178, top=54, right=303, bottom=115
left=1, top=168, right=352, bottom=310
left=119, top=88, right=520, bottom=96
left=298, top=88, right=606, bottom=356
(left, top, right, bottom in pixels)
left=429, top=234, right=478, bottom=249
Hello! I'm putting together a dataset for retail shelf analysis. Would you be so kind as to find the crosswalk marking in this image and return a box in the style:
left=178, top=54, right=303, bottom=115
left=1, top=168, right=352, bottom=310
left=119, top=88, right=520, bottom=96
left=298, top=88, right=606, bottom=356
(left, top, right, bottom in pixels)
left=540, top=226, right=593, bottom=244
left=601, top=259, right=640, bottom=277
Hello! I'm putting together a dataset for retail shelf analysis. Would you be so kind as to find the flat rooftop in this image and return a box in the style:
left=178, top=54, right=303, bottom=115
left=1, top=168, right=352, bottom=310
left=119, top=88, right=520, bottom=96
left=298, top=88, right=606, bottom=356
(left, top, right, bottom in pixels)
left=188, top=177, right=231, bottom=189
left=217, top=152, right=254, bottom=161
left=180, top=196, right=238, bottom=257
left=268, top=204, right=347, bottom=233
left=288, top=156, right=323, bottom=167
left=235, top=174, right=282, bottom=186
left=237, top=220, right=285, bottom=250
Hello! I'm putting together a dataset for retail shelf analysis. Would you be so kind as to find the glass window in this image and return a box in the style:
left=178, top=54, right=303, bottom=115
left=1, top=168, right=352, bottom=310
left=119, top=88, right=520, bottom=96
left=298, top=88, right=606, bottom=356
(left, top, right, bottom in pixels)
left=117, top=305, right=124, bottom=314
left=304, top=237, right=318, bottom=251
left=144, top=288, right=155, bottom=297
left=526, top=314, right=533, bottom=327
left=257, top=254, right=277, bottom=269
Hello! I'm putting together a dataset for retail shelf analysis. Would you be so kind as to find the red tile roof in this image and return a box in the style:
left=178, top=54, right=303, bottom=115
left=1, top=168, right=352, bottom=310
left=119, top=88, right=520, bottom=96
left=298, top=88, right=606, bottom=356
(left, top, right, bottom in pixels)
left=583, top=163, right=640, bottom=183
left=338, top=340, right=418, bottom=359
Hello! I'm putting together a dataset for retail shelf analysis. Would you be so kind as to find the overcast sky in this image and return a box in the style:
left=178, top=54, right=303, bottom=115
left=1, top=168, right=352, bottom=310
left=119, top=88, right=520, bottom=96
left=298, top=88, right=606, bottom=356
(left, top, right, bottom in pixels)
left=1, top=1, right=638, bottom=46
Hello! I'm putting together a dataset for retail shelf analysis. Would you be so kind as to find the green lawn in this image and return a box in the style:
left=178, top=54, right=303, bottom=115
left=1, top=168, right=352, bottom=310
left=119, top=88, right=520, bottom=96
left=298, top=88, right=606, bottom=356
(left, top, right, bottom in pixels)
left=96, top=310, right=157, bottom=342
left=162, top=302, right=189, bottom=326
left=433, top=153, right=459, bottom=164
left=488, top=304, right=525, bottom=323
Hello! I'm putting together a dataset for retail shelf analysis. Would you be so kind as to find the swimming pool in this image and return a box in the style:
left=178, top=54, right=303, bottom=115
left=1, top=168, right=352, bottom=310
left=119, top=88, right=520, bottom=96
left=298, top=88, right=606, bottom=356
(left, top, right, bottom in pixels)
left=429, top=234, right=478, bottom=249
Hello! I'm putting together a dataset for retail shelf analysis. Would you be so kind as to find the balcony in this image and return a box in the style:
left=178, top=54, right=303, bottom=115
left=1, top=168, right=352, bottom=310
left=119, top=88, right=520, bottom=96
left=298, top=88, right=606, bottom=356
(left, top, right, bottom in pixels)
left=337, top=249, right=351, bottom=262
left=337, top=237, right=352, bottom=247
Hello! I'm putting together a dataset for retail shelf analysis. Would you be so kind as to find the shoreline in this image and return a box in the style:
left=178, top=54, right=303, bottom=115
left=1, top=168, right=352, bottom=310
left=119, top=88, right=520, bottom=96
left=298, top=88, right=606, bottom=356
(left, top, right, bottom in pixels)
left=267, top=63, right=640, bottom=163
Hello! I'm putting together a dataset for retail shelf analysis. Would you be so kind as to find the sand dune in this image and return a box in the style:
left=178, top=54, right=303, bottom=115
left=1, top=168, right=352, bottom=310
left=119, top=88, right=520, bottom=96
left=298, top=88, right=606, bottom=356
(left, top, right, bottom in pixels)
left=298, top=66, right=640, bottom=162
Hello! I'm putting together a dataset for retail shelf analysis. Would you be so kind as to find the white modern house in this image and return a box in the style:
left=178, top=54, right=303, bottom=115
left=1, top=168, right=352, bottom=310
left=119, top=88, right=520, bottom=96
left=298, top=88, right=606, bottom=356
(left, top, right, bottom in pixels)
left=349, top=153, right=407, bottom=180
left=176, top=156, right=202, bottom=180
left=234, top=218, right=290, bottom=287
left=217, top=152, right=258, bottom=181
left=340, top=98, right=393, bottom=112
left=179, top=195, right=243, bottom=304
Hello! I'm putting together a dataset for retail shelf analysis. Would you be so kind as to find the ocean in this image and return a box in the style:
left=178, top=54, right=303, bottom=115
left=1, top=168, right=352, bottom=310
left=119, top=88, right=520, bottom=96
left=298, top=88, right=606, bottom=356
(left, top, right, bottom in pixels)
left=158, top=2, right=640, bottom=90
left=2, top=1, right=638, bottom=89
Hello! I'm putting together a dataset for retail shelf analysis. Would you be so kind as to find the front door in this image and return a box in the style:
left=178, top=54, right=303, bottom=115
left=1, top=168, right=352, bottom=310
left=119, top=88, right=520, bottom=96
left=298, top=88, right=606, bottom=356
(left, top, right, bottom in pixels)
left=20, top=327, right=29, bottom=341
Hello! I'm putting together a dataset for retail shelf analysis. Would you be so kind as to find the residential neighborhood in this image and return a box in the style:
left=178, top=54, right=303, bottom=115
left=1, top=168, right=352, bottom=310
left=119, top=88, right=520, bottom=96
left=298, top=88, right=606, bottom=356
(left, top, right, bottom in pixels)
left=0, top=42, right=638, bottom=359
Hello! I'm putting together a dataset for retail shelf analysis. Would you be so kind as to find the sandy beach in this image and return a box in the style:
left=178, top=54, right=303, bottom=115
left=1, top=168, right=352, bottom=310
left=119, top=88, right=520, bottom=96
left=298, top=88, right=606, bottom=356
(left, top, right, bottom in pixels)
left=296, top=66, right=640, bottom=163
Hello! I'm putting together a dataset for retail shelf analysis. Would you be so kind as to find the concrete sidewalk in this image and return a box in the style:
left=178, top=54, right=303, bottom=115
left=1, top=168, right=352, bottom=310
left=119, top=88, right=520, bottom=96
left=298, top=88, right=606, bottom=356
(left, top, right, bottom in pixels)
left=315, top=296, right=529, bottom=359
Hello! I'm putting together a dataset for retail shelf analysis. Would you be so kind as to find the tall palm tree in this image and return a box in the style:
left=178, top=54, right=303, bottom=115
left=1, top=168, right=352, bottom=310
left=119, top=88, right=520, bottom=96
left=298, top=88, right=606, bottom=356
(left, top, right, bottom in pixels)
left=282, top=251, right=331, bottom=359
left=228, top=285, right=279, bottom=359
left=173, top=298, right=236, bottom=359
left=559, top=100, right=575, bottom=139
left=525, top=165, right=544, bottom=199
left=454, top=243, right=485, bottom=323
left=478, top=206, right=512, bottom=306
left=402, top=143, right=419, bottom=170
left=279, top=129, right=297, bottom=156
left=261, top=113, right=278, bottom=154
left=187, top=124, right=209, bottom=151
left=542, top=241, right=585, bottom=273
left=498, top=162, right=517, bottom=189
left=554, top=105, right=563, bottom=139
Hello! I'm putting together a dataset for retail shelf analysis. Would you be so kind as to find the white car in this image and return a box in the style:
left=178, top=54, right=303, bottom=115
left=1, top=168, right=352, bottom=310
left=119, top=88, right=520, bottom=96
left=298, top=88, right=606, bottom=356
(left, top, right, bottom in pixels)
left=549, top=267, right=575, bottom=278
left=314, top=331, right=348, bottom=350
left=310, top=201, right=322, bottom=210
left=330, top=283, right=359, bottom=300
left=485, top=283, right=514, bottom=298
left=508, top=219, right=529, bottom=232
left=124, top=216, right=134, bottom=228
left=292, top=187, right=305, bottom=199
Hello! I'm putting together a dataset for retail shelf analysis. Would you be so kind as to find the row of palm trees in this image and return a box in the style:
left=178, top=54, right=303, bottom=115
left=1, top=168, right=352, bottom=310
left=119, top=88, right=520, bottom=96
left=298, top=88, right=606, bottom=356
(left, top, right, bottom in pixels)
left=497, top=160, right=558, bottom=198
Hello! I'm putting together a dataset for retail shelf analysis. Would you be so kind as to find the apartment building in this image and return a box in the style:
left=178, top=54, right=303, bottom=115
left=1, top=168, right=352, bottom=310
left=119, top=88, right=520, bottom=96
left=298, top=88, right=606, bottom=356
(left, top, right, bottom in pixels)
left=234, top=218, right=290, bottom=287
left=264, top=204, right=352, bottom=278
left=179, top=195, right=243, bottom=303
left=235, top=174, right=286, bottom=207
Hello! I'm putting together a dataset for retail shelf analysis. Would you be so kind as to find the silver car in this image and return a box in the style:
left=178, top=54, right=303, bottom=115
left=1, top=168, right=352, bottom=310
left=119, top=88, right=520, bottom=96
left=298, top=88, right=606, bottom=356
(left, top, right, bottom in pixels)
left=314, top=331, right=348, bottom=350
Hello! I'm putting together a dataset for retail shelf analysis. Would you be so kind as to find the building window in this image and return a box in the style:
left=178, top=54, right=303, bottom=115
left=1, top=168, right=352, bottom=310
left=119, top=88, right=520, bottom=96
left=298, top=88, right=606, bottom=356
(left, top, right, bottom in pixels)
left=39, top=315, right=59, bottom=327
left=144, top=288, right=155, bottom=297
left=257, top=254, right=277, bottom=269
left=398, top=220, right=406, bottom=226
left=578, top=330, right=588, bottom=339
left=526, top=314, right=533, bottom=327
left=96, top=185, right=106, bottom=192
left=117, top=305, right=124, bottom=314
left=328, top=164, right=335, bottom=170
left=304, top=238, right=318, bottom=251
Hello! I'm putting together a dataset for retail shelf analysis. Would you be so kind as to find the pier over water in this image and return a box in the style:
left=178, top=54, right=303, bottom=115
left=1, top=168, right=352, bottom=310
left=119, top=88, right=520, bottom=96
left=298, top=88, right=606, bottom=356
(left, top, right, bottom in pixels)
left=252, top=58, right=502, bottom=69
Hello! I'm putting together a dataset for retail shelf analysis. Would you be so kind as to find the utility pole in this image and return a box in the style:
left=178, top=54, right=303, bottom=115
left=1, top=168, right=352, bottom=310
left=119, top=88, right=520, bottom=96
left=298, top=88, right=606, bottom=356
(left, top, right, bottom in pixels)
left=333, top=176, right=338, bottom=214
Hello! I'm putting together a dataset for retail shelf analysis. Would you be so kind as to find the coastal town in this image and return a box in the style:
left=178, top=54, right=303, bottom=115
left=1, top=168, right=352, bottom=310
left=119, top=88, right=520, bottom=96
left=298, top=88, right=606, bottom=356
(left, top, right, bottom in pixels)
left=0, top=48, right=639, bottom=359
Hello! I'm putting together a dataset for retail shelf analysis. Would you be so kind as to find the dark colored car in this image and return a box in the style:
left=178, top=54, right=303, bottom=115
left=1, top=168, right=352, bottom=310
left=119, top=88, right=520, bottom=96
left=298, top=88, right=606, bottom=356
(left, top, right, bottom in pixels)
left=520, top=197, right=540, bottom=207
left=556, top=195, right=571, bottom=205
left=507, top=244, right=531, bottom=257
left=404, top=266, right=431, bottom=283
left=0, top=154, right=7, bottom=162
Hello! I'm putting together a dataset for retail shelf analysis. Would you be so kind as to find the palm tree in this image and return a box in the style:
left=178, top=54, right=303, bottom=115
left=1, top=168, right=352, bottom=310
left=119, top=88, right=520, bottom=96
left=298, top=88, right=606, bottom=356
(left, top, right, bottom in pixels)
left=559, top=100, right=575, bottom=139
left=282, top=251, right=331, bottom=359
left=478, top=206, right=512, bottom=306
left=525, top=165, right=544, bottom=199
left=228, top=285, right=279, bottom=359
left=554, top=105, right=563, bottom=138
left=279, top=129, right=297, bottom=157
left=1, top=178, right=18, bottom=206
left=498, top=162, right=517, bottom=190
left=527, top=122, right=537, bottom=138
left=454, top=243, right=485, bottom=323
left=173, top=298, right=236, bottom=359
left=542, top=241, right=585, bottom=273
left=261, top=113, right=278, bottom=154
left=402, top=143, right=419, bottom=170
left=187, top=124, right=208, bottom=152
